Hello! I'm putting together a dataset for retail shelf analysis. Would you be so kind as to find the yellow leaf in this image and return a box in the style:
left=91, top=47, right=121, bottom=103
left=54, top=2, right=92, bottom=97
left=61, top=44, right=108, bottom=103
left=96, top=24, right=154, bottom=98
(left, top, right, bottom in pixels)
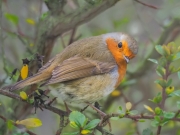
left=166, top=86, right=174, bottom=95
left=111, top=90, right=121, bottom=97
left=20, top=64, right=28, bottom=80
left=81, top=129, right=90, bottom=135
left=70, top=121, right=78, bottom=128
left=144, top=105, right=154, bottom=113
left=20, top=91, right=28, bottom=100
left=16, top=118, right=42, bottom=128
left=30, top=43, right=34, bottom=47
left=26, top=18, right=35, bottom=25
left=126, top=102, right=132, bottom=110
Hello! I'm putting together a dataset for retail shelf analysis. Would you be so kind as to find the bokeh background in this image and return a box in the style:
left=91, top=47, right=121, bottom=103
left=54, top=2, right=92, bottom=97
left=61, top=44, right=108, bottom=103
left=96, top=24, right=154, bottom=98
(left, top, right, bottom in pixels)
left=1, top=0, right=180, bottom=135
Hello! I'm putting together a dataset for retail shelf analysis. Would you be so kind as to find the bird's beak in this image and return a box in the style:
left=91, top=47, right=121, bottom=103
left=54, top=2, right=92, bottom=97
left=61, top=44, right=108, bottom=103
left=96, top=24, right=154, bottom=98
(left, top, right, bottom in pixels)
left=123, top=55, right=130, bottom=63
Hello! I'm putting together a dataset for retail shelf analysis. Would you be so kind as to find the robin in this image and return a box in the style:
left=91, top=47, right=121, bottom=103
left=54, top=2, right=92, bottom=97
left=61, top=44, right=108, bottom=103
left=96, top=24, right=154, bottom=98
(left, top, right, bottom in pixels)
left=5, top=32, right=138, bottom=113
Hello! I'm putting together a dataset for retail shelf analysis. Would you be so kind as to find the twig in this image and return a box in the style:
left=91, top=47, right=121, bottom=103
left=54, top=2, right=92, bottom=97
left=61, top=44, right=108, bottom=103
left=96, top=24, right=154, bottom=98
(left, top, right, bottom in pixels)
left=68, top=28, right=76, bottom=45
left=156, top=126, right=161, bottom=135
left=0, top=88, right=68, bottom=116
left=134, top=0, right=159, bottom=9
left=0, top=114, right=37, bottom=135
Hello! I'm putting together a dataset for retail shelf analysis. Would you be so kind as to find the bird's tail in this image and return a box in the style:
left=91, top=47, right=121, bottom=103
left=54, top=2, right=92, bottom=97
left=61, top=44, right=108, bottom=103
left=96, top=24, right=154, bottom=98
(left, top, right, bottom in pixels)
left=3, top=72, right=50, bottom=91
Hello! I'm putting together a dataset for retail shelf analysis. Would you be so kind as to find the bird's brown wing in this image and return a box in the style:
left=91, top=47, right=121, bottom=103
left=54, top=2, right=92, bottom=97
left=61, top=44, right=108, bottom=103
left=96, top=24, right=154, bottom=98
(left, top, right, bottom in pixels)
left=44, top=56, right=116, bottom=85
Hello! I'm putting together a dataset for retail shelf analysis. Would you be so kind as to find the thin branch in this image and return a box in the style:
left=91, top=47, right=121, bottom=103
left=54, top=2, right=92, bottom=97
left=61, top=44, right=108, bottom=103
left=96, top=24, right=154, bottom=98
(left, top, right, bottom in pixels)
left=156, top=126, right=161, bottom=135
left=0, top=88, right=68, bottom=116
left=134, top=0, right=159, bottom=9
left=0, top=114, right=37, bottom=135
left=68, top=28, right=76, bottom=45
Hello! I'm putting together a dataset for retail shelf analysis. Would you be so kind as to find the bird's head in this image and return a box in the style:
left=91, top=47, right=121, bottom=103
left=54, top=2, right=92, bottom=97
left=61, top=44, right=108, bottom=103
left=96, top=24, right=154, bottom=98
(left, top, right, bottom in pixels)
left=103, top=32, right=138, bottom=64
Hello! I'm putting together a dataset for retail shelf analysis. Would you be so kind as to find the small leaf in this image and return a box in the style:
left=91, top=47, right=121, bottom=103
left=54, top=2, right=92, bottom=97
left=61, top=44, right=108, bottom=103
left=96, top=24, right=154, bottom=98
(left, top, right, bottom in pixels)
left=4, top=13, right=19, bottom=25
left=155, top=45, right=166, bottom=56
left=20, top=91, right=28, bottom=100
left=144, top=105, right=154, bottom=113
left=81, top=129, right=90, bottom=135
left=26, top=18, right=35, bottom=25
left=163, top=111, right=175, bottom=119
left=16, top=118, right=42, bottom=128
left=166, top=79, right=172, bottom=87
left=172, top=52, right=180, bottom=61
left=69, top=111, right=86, bottom=128
left=156, top=66, right=165, bottom=77
left=154, top=79, right=166, bottom=87
left=154, top=116, right=161, bottom=122
left=70, top=121, right=79, bottom=129
left=151, top=120, right=159, bottom=127
left=7, top=120, right=14, bottom=130
left=155, top=107, right=162, bottom=115
left=84, top=119, right=100, bottom=130
left=63, top=132, right=79, bottom=135
left=142, top=128, right=153, bottom=135
left=119, top=106, right=123, bottom=111
left=139, top=120, right=145, bottom=122
left=169, top=90, right=180, bottom=97
left=129, top=110, right=138, bottom=115
left=126, top=102, right=132, bottom=110
left=177, top=101, right=180, bottom=109
left=148, top=58, right=158, bottom=64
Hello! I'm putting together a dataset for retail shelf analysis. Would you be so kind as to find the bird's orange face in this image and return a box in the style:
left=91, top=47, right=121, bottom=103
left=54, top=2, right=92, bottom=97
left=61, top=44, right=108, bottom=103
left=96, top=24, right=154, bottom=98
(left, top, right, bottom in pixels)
left=105, top=34, right=137, bottom=65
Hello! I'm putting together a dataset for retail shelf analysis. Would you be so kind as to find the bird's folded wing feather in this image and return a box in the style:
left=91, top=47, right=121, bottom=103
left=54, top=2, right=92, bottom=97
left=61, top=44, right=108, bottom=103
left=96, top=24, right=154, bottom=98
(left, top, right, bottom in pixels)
left=44, top=56, right=116, bottom=85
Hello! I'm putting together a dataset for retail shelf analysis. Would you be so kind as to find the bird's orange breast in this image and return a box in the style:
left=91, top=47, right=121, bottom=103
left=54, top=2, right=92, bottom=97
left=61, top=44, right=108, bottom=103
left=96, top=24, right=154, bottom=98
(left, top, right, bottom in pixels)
left=106, top=38, right=127, bottom=88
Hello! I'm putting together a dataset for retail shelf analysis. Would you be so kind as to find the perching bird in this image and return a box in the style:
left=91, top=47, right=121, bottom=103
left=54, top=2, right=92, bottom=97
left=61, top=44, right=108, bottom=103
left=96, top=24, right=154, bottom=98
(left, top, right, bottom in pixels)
left=5, top=32, right=138, bottom=103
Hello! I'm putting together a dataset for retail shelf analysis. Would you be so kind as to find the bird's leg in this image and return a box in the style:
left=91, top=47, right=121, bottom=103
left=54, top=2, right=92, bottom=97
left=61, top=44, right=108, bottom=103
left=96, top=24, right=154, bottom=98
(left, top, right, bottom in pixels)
left=86, top=102, right=111, bottom=131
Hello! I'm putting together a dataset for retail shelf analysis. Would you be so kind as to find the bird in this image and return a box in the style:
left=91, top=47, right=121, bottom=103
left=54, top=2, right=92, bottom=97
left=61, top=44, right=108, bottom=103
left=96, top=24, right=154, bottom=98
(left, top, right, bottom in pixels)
left=5, top=32, right=138, bottom=106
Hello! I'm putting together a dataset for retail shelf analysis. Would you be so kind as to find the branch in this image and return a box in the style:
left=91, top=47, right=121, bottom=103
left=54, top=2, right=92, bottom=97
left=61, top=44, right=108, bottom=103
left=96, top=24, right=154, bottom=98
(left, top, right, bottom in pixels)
left=36, top=0, right=120, bottom=62
left=0, top=88, right=68, bottom=116
left=134, top=0, right=159, bottom=9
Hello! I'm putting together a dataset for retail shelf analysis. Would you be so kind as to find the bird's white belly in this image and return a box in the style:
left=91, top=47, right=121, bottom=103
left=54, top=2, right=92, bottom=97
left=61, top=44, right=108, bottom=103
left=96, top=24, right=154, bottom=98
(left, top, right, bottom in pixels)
left=50, top=67, right=119, bottom=103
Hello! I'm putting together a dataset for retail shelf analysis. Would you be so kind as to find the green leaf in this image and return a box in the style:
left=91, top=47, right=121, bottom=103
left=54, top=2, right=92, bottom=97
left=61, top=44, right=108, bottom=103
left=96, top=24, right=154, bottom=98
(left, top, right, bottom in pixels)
left=139, top=120, right=145, bottom=122
left=84, top=119, right=100, bottom=130
left=69, top=111, right=86, bottom=128
left=163, top=111, right=175, bottom=119
left=7, top=120, right=14, bottom=130
left=172, top=52, right=180, bottom=61
left=177, top=101, right=180, bottom=109
left=178, top=72, right=180, bottom=80
left=119, top=106, right=123, bottom=111
left=149, top=93, right=162, bottom=104
left=129, top=110, right=138, bottom=115
left=4, top=13, right=19, bottom=25
left=154, top=79, right=166, bottom=87
left=166, top=79, right=172, bottom=87
left=154, top=116, right=161, bottom=122
left=148, top=58, right=158, bottom=64
left=155, top=45, right=166, bottom=56
left=156, top=66, right=165, bottom=77
left=142, top=128, right=153, bottom=135
left=63, top=131, right=79, bottom=135
left=169, top=90, right=180, bottom=97
left=155, top=107, right=162, bottom=115
left=151, top=120, right=159, bottom=127
left=160, top=120, right=169, bottom=126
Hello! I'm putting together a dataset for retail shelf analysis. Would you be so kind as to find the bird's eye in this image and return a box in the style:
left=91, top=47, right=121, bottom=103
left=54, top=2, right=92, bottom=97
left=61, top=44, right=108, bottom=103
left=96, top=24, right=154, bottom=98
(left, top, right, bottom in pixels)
left=118, top=42, right=123, bottom=48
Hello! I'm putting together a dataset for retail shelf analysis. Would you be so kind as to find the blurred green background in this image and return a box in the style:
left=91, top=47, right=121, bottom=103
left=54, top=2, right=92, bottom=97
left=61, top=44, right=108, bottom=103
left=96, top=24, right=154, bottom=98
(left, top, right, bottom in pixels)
left=1, top=0, right=180, bottom=135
